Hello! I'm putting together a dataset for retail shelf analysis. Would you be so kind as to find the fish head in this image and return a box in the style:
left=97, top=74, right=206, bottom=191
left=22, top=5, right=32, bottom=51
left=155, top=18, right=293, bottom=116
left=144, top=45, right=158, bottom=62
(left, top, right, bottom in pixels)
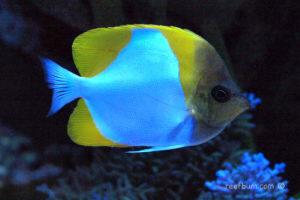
left=190, top=45, right=250, bottom=129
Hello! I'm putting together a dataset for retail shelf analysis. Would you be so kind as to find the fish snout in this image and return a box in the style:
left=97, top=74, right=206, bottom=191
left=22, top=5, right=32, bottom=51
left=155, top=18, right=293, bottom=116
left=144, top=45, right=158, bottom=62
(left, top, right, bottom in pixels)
left=236, top=94, right=251, bottom=113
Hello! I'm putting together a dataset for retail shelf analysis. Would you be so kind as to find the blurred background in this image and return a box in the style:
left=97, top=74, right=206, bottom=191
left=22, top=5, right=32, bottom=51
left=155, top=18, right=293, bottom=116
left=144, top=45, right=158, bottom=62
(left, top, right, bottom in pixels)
left=0, top=0, right=299, bottom=199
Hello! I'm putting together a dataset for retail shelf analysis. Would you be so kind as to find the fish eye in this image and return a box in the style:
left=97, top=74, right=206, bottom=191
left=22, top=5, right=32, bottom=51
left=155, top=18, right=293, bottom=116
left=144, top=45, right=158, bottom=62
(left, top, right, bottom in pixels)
left=211, top=85, right=231, bottom=103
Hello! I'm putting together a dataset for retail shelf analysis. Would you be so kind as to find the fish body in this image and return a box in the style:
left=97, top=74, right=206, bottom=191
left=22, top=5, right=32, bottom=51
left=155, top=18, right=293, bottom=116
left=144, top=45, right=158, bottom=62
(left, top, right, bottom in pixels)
left=41, top=25, right=249, bottom=153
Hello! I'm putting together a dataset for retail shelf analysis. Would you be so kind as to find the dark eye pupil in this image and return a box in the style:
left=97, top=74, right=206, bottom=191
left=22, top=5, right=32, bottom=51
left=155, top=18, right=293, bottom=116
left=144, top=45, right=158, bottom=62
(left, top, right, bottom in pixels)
left=211, top=85, right=231, bottom=103
left=216, top=90, right=226, bottom=98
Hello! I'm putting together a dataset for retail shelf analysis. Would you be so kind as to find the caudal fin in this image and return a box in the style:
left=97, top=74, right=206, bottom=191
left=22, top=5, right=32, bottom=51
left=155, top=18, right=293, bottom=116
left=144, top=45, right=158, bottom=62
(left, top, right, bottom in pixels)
left=40, top=57, right=81, bottom=116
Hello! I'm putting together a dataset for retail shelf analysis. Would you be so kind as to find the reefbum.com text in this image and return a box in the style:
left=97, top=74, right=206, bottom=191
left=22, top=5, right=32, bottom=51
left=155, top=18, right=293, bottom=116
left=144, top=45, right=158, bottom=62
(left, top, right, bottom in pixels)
left=225, top=182, right=286, bottom=190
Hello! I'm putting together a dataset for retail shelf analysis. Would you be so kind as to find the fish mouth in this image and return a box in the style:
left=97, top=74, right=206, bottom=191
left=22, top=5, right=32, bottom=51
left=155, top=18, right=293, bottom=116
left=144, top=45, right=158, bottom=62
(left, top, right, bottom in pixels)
left=235, top=94, right=251, bottom=116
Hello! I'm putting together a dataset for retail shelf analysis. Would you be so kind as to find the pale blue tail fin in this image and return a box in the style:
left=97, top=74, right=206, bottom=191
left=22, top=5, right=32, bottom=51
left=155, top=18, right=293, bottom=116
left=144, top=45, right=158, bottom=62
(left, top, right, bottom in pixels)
left=40, top=57, right=81, bottom=116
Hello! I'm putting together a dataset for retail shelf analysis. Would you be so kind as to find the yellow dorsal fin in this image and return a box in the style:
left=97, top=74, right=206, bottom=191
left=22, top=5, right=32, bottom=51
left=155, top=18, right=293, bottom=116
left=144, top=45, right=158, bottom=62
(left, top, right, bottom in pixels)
left=67, top=99, right=127, bottom=147
left=71, top=24, right=204, bottom=79
left=72, top=26, right=132, bottom=77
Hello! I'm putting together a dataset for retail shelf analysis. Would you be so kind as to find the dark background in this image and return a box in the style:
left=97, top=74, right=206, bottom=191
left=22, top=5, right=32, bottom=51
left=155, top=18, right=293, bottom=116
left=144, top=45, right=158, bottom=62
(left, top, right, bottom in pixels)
left=0, top=0, right=299, bottom=195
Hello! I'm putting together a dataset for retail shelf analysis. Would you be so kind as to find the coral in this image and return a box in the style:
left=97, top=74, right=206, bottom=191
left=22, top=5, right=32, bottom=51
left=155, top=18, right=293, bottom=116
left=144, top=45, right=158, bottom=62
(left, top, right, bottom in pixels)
left=36, top=167, right=155, bottom=200
left=202, top=152, right=296, bottom=200
left=0, top=123, right=61, bottom=187
left=243, top=93, right=262, bottom=109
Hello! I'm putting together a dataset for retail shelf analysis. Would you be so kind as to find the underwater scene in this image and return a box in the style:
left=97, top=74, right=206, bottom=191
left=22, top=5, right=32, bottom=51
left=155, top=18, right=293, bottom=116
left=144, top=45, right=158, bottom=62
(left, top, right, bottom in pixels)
left=0, top=0, right=299, bottom=199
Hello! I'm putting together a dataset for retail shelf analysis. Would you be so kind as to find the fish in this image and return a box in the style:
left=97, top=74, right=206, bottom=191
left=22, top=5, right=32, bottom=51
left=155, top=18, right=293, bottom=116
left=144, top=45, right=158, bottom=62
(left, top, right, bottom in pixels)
left=40, top=25, right=250, bottom=153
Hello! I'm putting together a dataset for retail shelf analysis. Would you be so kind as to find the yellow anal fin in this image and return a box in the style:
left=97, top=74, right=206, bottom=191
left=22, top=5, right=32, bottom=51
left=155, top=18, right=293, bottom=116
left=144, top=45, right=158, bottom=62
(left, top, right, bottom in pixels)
left=67, top=99, right=128, bottom=147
